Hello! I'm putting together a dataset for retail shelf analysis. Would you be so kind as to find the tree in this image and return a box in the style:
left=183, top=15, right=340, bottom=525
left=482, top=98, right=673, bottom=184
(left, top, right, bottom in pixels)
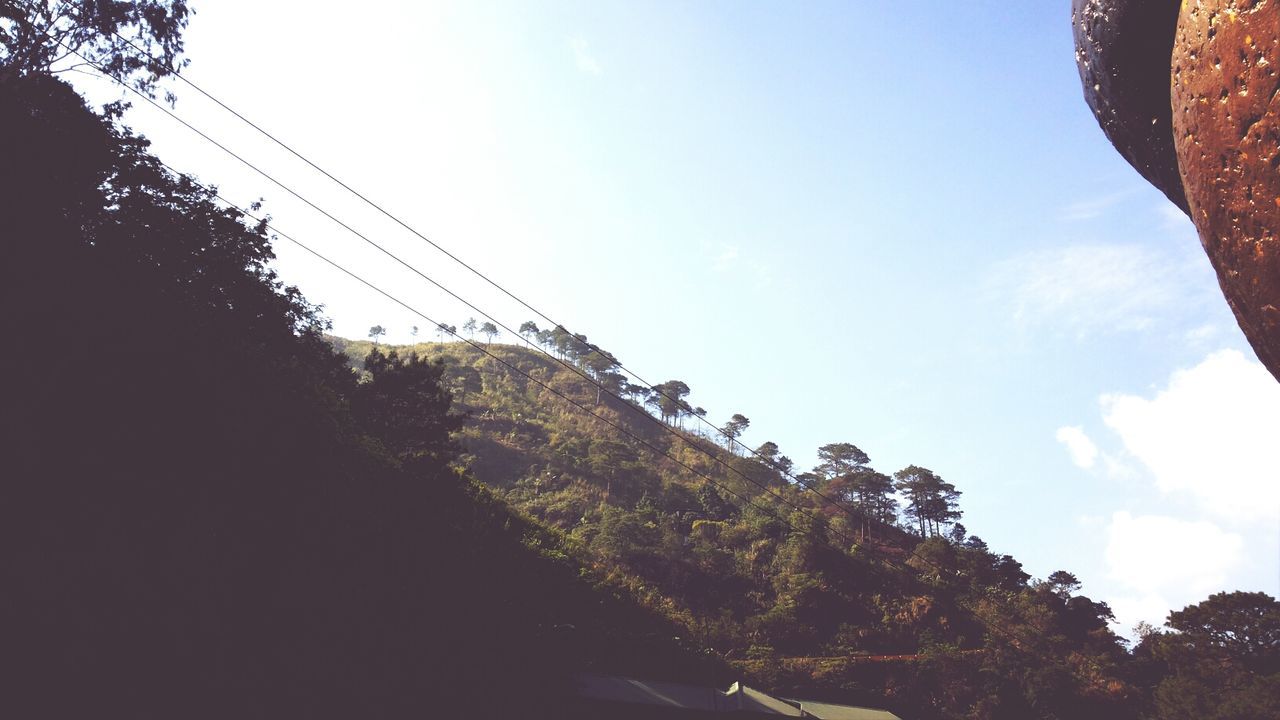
left=368, top=325, right=386, bottom=345
left=356, top=349, right=462, bottom=466
left=581, top=346, right=622, bottom=405
left=449, top=365, right=482, bottom=403
left=1, top=1, right=191, bottom=99
left=720, top=414, right=750, bottom=453
left=568, top=333, right=590, bottom=364
left=813, top=443, right=870, bottom=480
left=755, top=441, right=779, bottom=461
left=435, top=322, right=454, bottom=343
left=518, top=320, right=539, bottom=341
left=462, top=317, right=477, bottom=338
left=1166, top=591, right=1280, bottom=671
left=847, top=470, right=895, bottom=540
left=410, top=325, right=419, bottom=344
left=623, top=382, right=650, bottom=404
left=893, top=465, right=961, bottom=537
left=774, top=456, right=794, bottom=475
left=549, top=325, right=574, bottom=359
left=649, top=380, right=691, bottom=425
left=697, top=483, right=735, bottom=521
left=1149, top=592, right=1280, bottom=720
left=1046, top=570, right=1081, bottom=597
left=479, top=321, right=498, bottom=345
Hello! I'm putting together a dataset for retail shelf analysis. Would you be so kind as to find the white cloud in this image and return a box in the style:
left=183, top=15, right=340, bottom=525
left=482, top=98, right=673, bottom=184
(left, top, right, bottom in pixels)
left=990, top=243, right=1210, bottom=337
left=1108, top=593, right=1175, bottom=635
left=1101, top=349, right=1280, bottom=524
left=1056, top=426, right=1098, bottom=469
left=569, top=37, right=603, bottom=76
left=1104, top=511, right=1245, bottom=631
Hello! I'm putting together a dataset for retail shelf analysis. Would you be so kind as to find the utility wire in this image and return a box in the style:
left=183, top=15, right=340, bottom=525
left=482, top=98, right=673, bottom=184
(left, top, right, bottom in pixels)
left=106, top=29, right=910, bottom=550
left=57, top=39, right=854, bottom=544
left=52, top=44, right=1079, bottom=659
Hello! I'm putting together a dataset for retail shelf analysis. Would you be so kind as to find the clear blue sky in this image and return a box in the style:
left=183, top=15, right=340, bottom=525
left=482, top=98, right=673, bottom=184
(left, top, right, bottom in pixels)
left=70, top=0, right=1279, bottom=636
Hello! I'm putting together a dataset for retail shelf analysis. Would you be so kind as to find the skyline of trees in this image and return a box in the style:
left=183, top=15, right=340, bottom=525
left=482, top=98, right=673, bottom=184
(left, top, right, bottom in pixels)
left=361, top=323, right=967, bottom=540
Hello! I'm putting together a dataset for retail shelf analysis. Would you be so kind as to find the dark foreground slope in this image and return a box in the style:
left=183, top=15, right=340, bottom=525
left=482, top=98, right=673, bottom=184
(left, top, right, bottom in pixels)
left=328, top=338, right=1144, bottom=719
left=327, top=335, right=1280, bottom=720
left=0, top=75, right=723, bottom=719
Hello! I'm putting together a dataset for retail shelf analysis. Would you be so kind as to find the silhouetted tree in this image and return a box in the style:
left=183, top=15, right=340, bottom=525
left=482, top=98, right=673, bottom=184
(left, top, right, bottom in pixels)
left=1046, top=570, right=1081, bottom=597
left=435, top=322, right=454, bottom=343
left=894, top=465, right=961, bottom=537
left=480, top=321, right=498, bottom=345
left=356, top=349, right=462, bottom=466
left=813, top=442, right=870, bottom=480
left=649, top=380, right=691, bottom=425
left=582, top=346, right=622, bottom=405
left=720, top=413, right=750, bottom=453
left=368, top=324, right=386, bottom=345
left=1, top=0, right=190, bottom=99
left=1147, top=591, right=1280, bottom=720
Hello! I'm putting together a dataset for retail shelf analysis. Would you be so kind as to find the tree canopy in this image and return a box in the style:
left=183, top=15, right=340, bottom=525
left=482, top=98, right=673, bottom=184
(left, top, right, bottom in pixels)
left=1, top=1, right=191, bottom=98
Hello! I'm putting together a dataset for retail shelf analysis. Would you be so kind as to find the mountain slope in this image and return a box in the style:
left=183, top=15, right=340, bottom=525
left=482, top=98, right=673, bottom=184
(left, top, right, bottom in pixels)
left=329, top=336, right=1142, bottom=719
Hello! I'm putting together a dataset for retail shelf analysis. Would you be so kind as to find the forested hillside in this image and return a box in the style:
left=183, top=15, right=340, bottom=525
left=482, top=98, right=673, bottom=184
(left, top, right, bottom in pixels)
left=4, top=4, right=1276, bottom=718
left=331, top=334, right=1280, bottom=720
left=1, top=69, right=725, bottom=719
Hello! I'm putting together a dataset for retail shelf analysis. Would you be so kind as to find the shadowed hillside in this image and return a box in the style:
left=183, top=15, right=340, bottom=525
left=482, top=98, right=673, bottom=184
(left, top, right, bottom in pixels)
left=328, top=337, right=1151, bottom=719
left=0, top=72, right=726, bottom=719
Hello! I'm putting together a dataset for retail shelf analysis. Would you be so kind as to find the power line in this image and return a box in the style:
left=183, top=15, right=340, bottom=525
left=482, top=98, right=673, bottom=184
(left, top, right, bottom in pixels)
left=105, top=29, right=912, bottom=551
left=46, top=45, right=1085, bottom=659
left=54, top=40, right=859, bottom=546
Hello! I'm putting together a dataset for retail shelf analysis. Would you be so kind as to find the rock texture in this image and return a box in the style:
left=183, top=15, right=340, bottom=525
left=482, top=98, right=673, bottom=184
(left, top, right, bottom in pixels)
left=1072, top=0, right=1188, bottom=213
left=1172, top=0, right=1280, bottom=380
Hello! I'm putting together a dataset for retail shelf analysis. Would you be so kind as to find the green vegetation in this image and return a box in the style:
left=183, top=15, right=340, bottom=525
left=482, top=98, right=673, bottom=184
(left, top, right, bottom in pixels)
left=6, top=6, right=1276, bottom=718
left=332, top=334, right=1280, bottom=719
left=2, top=62, right=721, bottom=718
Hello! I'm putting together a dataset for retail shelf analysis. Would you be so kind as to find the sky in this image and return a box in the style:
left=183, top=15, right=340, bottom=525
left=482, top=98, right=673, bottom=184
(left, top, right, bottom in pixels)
left=66, top=0, right=1279, bottom=638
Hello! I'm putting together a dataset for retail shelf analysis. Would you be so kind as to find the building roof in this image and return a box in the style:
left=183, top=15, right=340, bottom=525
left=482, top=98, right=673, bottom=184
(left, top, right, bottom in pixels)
left=571, top=674, right=902, bottom=719
left=725, top=682, right=803, bottom=716
left=573, top=674, right=726, bottom=711
left=790, top=698, right=904, bottom=720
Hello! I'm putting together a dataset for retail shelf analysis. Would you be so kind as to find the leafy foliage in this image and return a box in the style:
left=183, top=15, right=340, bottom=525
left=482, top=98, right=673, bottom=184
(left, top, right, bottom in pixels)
left=328, top=334, right=1166, bottom=720
left=1, top=0, right=191, bottom=98
left=1, top=71, right=724, bottom=717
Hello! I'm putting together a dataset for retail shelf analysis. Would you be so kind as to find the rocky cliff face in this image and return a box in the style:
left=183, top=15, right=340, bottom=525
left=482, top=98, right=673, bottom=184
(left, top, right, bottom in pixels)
left=1072, top=0, right=1280, bottom=383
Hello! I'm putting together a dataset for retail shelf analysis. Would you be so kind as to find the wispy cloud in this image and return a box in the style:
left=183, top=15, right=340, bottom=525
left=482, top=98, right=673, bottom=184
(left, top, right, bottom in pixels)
left=1058, top=188, right=1137, bottom=222
left=710, top=243, right=774, bottom=289
left=569, top=36, right=603, bottom=76
left=988, top=243, right=1213, bottom=338
left=712, top=244, right=740, bottom=272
